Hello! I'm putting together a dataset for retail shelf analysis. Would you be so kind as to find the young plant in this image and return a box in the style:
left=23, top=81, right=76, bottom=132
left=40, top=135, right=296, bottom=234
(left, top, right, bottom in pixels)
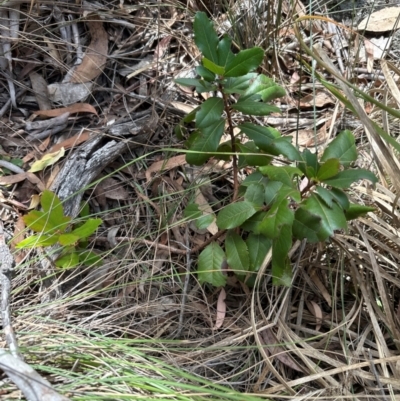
left=16, top=190, right=102, bottom=268
left=176, top=12, right=377, bottom=286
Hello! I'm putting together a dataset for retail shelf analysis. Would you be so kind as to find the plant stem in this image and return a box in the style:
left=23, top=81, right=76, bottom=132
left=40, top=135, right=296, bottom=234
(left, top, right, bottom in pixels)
left=220, top=85, right=239, bottom=201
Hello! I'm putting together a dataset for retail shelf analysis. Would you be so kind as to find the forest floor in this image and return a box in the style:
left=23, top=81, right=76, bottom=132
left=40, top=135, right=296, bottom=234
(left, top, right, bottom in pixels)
left=2, top=0, right=400, bottom=400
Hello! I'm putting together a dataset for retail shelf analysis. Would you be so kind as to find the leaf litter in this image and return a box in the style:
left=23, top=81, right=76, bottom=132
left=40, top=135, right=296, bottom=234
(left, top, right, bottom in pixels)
left=0, top=0, right=400, bottom=400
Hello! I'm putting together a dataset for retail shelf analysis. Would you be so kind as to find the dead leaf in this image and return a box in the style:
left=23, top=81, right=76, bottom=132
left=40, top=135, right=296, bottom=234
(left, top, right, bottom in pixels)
left=97, top=177, right=129, bottom=200
left=11, top=214, right=26, bottom=263
left=29, top=147, right=65, bottom=173
left=299, top=90, right=335, bottom=108
left=154, top=35, right=172, bottom=60
left=358, top=7, right=400, bottom=32
left=306, top=300, right=323, bottom=331
left=146, top=155, right=187, bottom=182
left=260, top=329, right=303, bottom=372
left=0, top=172, right=27, bottom=185
left=33, top=103, right=97, bottom=117
left=70, top=18, right=108, bottom=83
left=194, top=188, right=218, bottom=235
left=28, top=194, right=41, bottom=209
left=214, top=288, right=226, bottom=329
left=49, top=130, right=91, bottom=153
left=170, top=101, right=196, bottom=114
left=26, top=173, right=46, bottom=191
left=309, top=268, right=332, bottom=306
left=289, top=127, right=328, bottom=148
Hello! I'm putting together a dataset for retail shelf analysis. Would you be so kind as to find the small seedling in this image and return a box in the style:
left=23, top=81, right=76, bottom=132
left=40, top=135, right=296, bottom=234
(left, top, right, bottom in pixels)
left=16, top=190, right=102, bottom=268
left=176, top=12, right=377, bottom=286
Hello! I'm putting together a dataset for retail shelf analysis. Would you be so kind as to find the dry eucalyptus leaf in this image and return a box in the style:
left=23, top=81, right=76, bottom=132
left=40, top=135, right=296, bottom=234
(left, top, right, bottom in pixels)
left=358, top=7, right=400, bottom=32
left=146, top=154, right=187, bottom=182
left=98, top=177, right=129, bottom=200
left=214, top=288, right=226, bottom=329
left=33, top=103, right=97, bottom=117
left=29, top=147, right=65, bottom=173
left=299, top=90, right=335, bottom=108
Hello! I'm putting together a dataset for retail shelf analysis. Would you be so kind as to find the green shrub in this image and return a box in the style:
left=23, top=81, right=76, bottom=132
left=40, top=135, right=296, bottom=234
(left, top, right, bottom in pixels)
left=176, top=12, right=377, bottom=286
left=16, top=190, right=102, bottom=269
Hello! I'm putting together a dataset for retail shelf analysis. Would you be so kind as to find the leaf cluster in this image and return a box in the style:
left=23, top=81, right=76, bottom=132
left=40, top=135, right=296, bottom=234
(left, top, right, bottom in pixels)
left=16, top=190, right=102, bottom=268
left=176, top=12, right=377, bottom=287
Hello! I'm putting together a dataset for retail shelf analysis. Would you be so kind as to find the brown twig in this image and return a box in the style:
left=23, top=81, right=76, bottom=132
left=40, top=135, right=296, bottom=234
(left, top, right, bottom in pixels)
left=0, top=221, right=21, bottom=360
left=220, top=84, right=239, bottom=201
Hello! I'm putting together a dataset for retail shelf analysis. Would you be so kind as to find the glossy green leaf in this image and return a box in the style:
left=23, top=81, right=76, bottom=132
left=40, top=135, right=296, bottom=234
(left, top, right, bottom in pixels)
left=302, top=194, right=347, bottom=240
left=272, top=224, right=292, bottom=286
left=23, top=210, right=57, bottom=233
left=243, top=234, right=271, bottom=287
left=198, top=242, right=227, bottom=286
left=71, top=218, right=102, bottom=239
left=259, top=165, right=303, bottom=188
left=187, top=119, right=225, bottom=165
left=196, top=214, right=215, bottom=230
left=194, top=12, right=219, bottom=64
left=244, top=183, right=265, bottom=208
left=344, top=203, right=375, bottom=220
left=222, top=73, right=257, bottom=94
left=232, top=101, right=281, bottom=116
left=55, top=252, right=80, bottom=268
left=217, top=34, right=235, bottom=67
left=196, top=65, right=215, bottom=81
left=216, top=201, right=257, bottom=229
left=264, top=181, right=284, bottom=206
left=196, top=97, right=224, bottom=129
left=247, top=233, right=271, bottom=272
left=224, top=47, right=264, bottom=77
left=242, top=74, right=286, bottom=102
left=240, top=211, right=265, bottom=233
left=238, top=122, right=280, bottom=150
left=320, top=130, right=357, bottom=167
left=293, top=207, right=322, bottom=243
left=225, top=230, right=249, bottom=276
left=215, top=141, right=232, bottom=161
left=241, top=170, right=269, bottom=187
left=183, top=107, right=198, bottom=123
left=316, top=158, right=340, bottom=181
left=41, top=190, right=64, bottom=223
left=80, top=203, right=90, bottom=219
left=315, top=186, right=351, bottom=211
left=258, top=197, right=293, bottom=239
left=59, top=233, right=80, bottom=246
left=330, top=187, right=350, bottom=210
left=175, top=78, right=215, bottom=92
left=315, top=185, right=334, bottom=208
left=202, top=57, right=225, bottom=76
left=184, top=203, right=202, bottom=220
left=299, top=148, right=318, bottom=178
left=237, top=142, right=271, bottom=167
left=16, top=234, right=58, bottom=249
left=267, top=137, right=302, bottom=161
left=322, top=169, right=377, bottom=188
